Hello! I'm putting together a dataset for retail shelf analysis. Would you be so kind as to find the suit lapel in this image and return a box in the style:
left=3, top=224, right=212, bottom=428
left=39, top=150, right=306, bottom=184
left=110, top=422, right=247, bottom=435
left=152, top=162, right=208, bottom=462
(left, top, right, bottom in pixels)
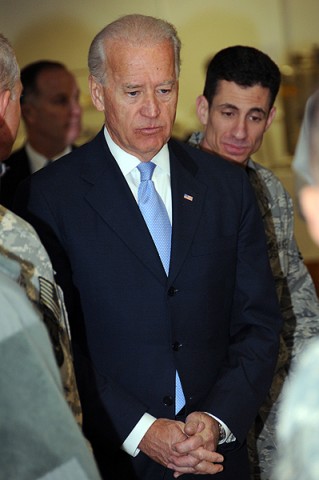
left=80, top=132, right=168, bottom=283
left=79, top=133, right=206, bottom=284
left=168, top=141, right=207, bottom=281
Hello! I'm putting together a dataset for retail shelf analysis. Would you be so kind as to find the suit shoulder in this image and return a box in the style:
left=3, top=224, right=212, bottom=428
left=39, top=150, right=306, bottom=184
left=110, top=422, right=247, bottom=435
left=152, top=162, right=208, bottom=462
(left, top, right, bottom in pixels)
left=169, top=138, right=247, bottom=179
left=47, top=130, right=105, bottom=168
left=25, top=130, right=106, bottom=188
left=4, top=146, right=28, bottom=168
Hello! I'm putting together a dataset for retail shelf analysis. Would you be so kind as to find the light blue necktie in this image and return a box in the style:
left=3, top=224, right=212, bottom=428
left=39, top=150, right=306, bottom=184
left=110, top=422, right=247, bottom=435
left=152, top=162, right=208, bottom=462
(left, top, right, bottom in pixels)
left=137, top=161, right=186, bottom=414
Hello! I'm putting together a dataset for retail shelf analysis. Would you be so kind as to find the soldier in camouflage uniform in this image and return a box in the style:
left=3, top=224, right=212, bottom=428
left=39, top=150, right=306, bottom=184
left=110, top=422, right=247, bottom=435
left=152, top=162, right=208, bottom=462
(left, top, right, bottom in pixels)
left=0, top=205, right=82, bottom=424
left=0, top=34, right=82, bottom=424
left=188, top=46, right=319, bottom=480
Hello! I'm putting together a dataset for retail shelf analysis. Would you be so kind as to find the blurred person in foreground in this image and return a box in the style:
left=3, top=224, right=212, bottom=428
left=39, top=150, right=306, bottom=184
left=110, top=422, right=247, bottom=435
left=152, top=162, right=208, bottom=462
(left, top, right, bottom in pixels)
left=293, top=88, right=319, bottom=226
left=274, top=91, right=319, bottom=480
left=0, top=33, right=101, bottom=479
left=273, top=336, right=319, bottom=480
left=292, top=89, right=319, bottom=190
left=14, top=15, right=282, bottom=480
left=0, top=59, right=82, bottom=208
left=188, top=45, right=319, bottom=480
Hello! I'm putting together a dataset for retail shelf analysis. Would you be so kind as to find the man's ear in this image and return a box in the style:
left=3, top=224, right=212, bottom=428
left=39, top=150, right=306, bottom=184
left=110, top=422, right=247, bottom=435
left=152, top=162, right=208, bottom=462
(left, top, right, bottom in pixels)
left=265, top=106, right=276, bottom=132
left=89, top=75, right=105, bottom=112
left=0, top=89, right=11, bottom=122
left=196, top=95, right=209, bottom=126
left=21, top=102, right=36, bottom=124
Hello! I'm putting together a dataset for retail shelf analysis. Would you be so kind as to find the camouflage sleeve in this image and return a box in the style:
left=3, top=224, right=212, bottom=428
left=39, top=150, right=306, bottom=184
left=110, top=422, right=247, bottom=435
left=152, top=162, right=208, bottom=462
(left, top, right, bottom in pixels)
left=0, top=206, right=83, bottom=427
left=278, top=187, right=319, bottom=361
left=39, top=277, right=83, bottom=427
left=248, top=167, right=319, bottom=480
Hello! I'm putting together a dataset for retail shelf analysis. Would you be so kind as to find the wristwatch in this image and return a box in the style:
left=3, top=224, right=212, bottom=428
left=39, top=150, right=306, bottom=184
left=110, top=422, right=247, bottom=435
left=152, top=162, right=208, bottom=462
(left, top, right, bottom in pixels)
left=218, top=422, right=226, bottom=443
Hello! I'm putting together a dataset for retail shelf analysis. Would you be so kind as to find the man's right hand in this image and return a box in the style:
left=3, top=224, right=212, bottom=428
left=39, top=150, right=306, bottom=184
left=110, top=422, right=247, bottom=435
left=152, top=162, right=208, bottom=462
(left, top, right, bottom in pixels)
left=138, top=418, right=188, bottom=467
left=169, top=412, right=224, bottom=476
left=138, top=418, right=224, bottom=476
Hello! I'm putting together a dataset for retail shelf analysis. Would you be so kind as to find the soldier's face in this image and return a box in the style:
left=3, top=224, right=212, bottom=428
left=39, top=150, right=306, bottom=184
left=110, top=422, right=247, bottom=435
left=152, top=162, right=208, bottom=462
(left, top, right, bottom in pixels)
left=300, top=186, right=319, bottom=246
left=196, top=80, right=276, bottom=166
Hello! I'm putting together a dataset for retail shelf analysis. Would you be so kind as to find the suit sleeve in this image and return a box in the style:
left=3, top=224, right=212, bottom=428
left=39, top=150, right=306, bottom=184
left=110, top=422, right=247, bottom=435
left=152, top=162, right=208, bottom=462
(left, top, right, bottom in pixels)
left=197, top=171, right=283, bottom=443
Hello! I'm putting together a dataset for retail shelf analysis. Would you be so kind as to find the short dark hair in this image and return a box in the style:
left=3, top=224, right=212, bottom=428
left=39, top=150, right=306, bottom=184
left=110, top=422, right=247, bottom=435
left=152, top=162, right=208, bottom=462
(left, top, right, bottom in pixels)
left=20, top=60, right=65, bottom=103
left=203, top=45, right=281, bottom=109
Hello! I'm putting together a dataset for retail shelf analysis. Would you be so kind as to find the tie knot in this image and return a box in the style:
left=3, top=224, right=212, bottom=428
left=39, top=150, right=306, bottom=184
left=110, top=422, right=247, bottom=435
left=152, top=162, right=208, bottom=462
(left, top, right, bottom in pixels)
left=137, top=161, right=156, bottom=182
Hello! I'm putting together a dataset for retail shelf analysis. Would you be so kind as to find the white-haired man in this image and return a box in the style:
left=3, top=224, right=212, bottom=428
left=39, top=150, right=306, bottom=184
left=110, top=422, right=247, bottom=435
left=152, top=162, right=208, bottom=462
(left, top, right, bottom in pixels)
left=14, top=15, right=282, bottom=480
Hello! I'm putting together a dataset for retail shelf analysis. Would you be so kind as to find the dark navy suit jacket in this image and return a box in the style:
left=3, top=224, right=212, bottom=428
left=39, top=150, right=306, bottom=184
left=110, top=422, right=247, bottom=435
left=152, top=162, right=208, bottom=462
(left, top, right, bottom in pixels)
left=1, top=145, right=76, bottom=209
left=14, top=129, right=282, bottom=480
left=1, top=146, right=31, bottom=209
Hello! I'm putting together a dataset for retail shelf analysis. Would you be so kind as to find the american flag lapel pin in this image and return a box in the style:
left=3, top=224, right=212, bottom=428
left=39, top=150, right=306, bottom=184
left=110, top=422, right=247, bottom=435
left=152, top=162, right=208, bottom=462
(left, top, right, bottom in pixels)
left=184, top=193, right=193, bottom=202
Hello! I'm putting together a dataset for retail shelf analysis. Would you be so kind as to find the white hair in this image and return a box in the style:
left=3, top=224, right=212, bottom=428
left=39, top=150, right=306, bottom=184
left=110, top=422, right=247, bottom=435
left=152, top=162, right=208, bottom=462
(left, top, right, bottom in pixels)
left=88, top=14, right=181, bottom=85
left=0, top=33, right=20, bottom=98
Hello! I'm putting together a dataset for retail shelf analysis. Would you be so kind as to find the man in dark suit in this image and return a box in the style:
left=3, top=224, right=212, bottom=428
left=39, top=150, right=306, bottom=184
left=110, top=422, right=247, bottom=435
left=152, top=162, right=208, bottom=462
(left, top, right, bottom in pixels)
left=14, top=14, right=282, bottom=480
left=0, top=60, right=82, bottom=208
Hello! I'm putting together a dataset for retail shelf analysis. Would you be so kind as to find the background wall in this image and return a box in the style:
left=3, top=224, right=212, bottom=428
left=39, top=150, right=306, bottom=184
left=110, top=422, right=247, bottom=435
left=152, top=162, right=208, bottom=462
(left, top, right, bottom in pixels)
left=1, top=0, right=318, bottom=154
left=1, top=0, right=319, bottom=259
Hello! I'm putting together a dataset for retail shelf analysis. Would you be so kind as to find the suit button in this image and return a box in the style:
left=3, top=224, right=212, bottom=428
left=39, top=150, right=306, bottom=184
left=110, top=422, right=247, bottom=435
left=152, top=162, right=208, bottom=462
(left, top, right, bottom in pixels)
left=168, top=286, right=178, bottom=296
left=172, top=341, right=182, bottom=351
left=163, top=395, right=173, bottom=406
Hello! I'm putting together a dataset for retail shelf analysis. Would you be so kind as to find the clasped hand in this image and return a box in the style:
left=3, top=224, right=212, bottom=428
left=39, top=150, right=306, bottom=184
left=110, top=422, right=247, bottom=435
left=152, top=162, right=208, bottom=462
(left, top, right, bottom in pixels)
left=139, top=412, right=224, bottom=476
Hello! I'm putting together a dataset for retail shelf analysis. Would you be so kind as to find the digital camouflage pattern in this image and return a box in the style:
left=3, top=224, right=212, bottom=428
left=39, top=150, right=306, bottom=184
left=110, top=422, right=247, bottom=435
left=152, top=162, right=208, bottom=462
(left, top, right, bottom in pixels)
left=0, top=204, right=82, bottom=426
left=246, top=161, right=319, bottom=479
left=188, top=132, right=319, bottom=480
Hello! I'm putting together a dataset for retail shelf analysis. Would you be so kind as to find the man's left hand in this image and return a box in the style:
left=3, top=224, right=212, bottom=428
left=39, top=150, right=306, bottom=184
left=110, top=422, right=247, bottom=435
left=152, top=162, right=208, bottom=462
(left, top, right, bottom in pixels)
left=167, top=412, right=224, bottom=476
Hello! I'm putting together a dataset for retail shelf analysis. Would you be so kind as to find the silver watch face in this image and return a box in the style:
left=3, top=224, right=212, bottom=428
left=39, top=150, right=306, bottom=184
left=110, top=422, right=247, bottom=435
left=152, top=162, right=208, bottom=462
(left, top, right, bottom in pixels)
left=219, top=424, right=226, bottom=440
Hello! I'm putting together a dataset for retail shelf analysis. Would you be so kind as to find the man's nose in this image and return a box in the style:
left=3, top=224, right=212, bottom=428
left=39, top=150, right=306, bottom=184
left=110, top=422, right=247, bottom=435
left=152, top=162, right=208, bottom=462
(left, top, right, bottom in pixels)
left=232, top=118, right=248, bottom=139
left=141, top=93, right=160, bottom=117
left=70, top=99, right=82, bottom=116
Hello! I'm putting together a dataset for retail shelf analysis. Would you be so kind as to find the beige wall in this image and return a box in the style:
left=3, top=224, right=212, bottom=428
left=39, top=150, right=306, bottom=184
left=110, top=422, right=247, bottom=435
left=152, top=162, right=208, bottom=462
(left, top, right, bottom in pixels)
left=1, top=0, right=319, bottom=259
left=1, top=0, right=316, bottom=152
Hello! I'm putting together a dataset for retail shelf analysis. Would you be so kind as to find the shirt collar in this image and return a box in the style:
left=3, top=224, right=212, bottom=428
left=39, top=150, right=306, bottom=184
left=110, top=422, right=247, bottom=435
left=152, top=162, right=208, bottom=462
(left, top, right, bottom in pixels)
left=26, top=143, right=72, bottom=173
left=103, top=126, right=170, bottom=177
left=26, top=143, right=48, bottom=169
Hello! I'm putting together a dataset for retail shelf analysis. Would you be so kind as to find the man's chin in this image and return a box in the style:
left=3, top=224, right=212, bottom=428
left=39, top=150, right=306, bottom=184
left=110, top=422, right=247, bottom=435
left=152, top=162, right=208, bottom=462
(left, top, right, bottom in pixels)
left=134, top=137, right=168, bottom=160
left=66, top=128, right=81, bottom=145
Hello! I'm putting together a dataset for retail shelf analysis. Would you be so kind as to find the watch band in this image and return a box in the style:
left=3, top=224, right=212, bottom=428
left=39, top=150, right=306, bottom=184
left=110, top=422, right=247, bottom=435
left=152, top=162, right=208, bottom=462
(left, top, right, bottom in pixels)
left=218, top=422, right=226, bottom=443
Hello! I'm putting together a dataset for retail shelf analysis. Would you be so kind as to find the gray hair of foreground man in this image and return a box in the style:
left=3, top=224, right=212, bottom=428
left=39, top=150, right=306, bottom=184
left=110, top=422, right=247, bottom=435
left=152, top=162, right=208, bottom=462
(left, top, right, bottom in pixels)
left=0, top=34, right=19, bottom=95
left=88, top=14, right=181, bottom=85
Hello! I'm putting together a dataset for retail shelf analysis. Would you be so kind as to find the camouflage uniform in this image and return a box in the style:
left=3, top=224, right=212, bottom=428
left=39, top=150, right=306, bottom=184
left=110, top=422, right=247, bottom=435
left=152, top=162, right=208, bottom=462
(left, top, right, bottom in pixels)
left=0, top=204, right=82, bottom=425
left=0, top=256, right=101, bottom=479
left=188, top=132, right=319, bottom=480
